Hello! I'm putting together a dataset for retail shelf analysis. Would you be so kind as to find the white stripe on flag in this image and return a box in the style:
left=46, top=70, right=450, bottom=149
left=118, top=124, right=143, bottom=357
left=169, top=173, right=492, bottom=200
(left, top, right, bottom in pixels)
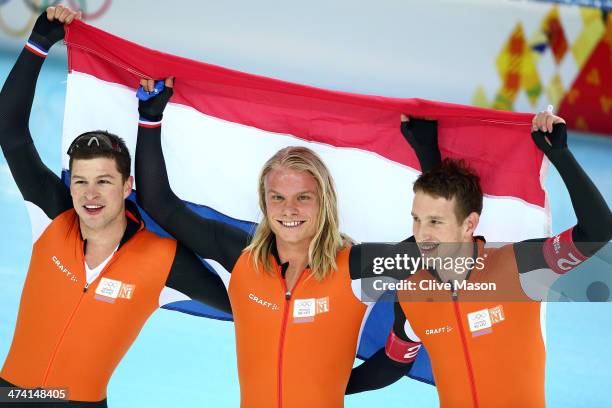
left=62, top=72, right=548, bottom=243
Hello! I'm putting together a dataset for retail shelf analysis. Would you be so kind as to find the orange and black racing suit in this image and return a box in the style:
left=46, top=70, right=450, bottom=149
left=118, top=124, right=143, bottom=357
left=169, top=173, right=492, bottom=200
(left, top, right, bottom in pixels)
left=0, top=29, right=230, bottom=407
left=346, top=123, right=611, bottom=407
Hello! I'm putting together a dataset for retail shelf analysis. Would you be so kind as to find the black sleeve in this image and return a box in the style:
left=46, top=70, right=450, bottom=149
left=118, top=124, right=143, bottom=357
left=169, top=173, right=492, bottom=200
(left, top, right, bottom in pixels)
left=545, top=125, right=611, bottom=248
left=400, top=118, right=442, bottom=172
left=349, top=236, right=421, bottom=280
left=135, top=124, right=252, bottom=272
left=514, top=124, right=611, bottom=273
left=0, top=48, right=71, bottom=218
left=346, top=301, right=415, bottom=394
left=165, top=243, right=232, bottom=314
left=514, top=238, right=548, bottom=274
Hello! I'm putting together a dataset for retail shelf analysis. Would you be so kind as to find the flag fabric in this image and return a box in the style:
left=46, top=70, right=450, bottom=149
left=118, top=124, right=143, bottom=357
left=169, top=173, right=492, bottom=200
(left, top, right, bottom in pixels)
left=51, top=20, right=551, bottom=386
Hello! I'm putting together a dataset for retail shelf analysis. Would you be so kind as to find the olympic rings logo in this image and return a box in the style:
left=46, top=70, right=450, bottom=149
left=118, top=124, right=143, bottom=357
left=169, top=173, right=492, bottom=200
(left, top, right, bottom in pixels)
left=67, top=0, right=112, bottom=21
left=0, top=0, right=112, bottom=38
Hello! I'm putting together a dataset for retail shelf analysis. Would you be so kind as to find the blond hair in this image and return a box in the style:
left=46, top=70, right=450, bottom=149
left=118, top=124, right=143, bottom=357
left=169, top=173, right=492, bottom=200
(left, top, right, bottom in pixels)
left=245, top=146, right=350, bottom=281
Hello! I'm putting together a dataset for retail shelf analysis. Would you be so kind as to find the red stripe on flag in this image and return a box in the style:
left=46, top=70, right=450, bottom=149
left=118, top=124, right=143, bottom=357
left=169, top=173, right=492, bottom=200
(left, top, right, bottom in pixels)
left=64, top=20, right=546, bottom=207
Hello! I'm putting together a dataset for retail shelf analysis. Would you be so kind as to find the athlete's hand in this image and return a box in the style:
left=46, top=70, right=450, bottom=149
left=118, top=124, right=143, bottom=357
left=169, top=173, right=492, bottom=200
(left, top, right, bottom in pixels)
left=531, top=111, right=565, bottom=133
left=531, top=111, right=567, bottom=154
left=400, top=114, right=441, bottom=172
left=138, top=77, right=174, bottom=122
left=31, top=6, right=82, bottom=50
left=400, top=114, right=438, bottom=150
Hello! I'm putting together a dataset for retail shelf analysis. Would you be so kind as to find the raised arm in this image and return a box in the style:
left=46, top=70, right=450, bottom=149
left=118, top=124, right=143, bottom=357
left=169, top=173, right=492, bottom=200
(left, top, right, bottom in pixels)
left=348, top=117, right=440, bottom=282
left=531, top=114, right=611, bottom=246
left=0, top=8, right=79, bottom=218
left=135, top=79, right=251, bottom=272
left=400, top=115, right=442, bottom=173
left=515, top=114, right=611, bottom=279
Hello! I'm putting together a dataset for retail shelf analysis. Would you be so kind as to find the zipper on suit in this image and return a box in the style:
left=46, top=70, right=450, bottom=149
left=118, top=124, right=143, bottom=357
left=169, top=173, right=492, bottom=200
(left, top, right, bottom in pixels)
left=452, top=288, right=479, bottom=408
left=276, top=265, right=308, bottom=408
left=41, top=239, right=122, bottom=386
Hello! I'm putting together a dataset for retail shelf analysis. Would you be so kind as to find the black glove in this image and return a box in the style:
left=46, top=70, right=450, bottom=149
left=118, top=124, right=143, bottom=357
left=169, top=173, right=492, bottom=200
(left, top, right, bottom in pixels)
left=400, top=117, right=442, bottom=172
left=531, top=123, right=568, bottom=157
left=29, top=11, right=65, bottom=51
left=138, top=85, right=174, bottom=122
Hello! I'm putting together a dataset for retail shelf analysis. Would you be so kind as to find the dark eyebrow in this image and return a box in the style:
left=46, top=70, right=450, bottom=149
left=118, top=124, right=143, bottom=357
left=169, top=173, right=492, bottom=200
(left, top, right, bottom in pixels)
left=411, top=212, right=444, bottom=220
left=71, top=174, right=117, bottom=180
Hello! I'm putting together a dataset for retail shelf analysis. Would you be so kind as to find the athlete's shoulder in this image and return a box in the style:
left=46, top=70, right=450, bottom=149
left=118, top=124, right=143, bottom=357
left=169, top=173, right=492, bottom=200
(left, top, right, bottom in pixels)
left=40, top=208, right=78, bottom=234
left=482, top=241, right=516, bottom=261
left=236, top=247, right=254, bottom=261
left=137, top=228, right=175, bottom=244
left=480, top=241, right=521, bottom=279
left=132, top=228, right=177, bottom=256
left=50, top=207, right=78, bottom=222
left=334, top=244, right=352, bottom=269
left=338, top=244, right=352, bottom=256
left=231, top=248, right=259, bottom=273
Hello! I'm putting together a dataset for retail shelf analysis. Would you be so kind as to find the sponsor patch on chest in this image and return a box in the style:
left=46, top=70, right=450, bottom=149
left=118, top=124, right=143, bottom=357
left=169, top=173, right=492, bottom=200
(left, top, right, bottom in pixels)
left=94, top=277, right=136, bottom=303
left=467, top=305, right=505, bottom=337
left=293, top=296, right=329, bottom=323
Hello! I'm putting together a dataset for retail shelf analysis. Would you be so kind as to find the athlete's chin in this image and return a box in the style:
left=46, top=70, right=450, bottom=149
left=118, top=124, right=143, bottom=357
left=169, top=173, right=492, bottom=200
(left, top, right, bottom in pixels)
left=275, top=230, right=315, bottom=247
left=76, top=209, right=99, bottom=221
left=76, top=210, right=112, bottom=231
left=79, top=218, right=107, bottom=231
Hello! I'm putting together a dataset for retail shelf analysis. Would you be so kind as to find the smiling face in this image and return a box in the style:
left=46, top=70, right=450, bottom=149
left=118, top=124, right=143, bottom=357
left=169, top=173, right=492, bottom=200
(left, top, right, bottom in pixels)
left=70, top=157, right=132, bottom=233
left=264, top=166, right=320, bottom=250
left=411, top=191, right=478, bottom=261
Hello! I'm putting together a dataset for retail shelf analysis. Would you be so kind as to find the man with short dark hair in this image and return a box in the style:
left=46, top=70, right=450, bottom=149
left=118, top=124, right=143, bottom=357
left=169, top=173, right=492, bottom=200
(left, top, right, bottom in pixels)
left=347, top=114, right=611, bottom=407
left=0, top=7, right=230, bottom=407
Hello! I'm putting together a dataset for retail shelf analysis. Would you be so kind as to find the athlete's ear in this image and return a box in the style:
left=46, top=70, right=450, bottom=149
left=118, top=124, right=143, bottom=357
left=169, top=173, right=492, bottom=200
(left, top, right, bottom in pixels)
left=123, top=176, right=133, bottom=199
left=463, top=212, right=479, bottom=238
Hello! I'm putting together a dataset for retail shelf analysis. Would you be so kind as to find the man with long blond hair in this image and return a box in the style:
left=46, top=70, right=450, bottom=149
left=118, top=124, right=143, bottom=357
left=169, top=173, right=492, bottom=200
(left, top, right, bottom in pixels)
left=247, top=146, right=352, bottom=284
left=134, top=79, right=424, bottom=407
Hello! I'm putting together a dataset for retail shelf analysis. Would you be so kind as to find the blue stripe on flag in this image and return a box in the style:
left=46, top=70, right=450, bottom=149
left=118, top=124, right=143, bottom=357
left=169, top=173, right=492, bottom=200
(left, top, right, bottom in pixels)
left=162, top=300, right=233, bottom=321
